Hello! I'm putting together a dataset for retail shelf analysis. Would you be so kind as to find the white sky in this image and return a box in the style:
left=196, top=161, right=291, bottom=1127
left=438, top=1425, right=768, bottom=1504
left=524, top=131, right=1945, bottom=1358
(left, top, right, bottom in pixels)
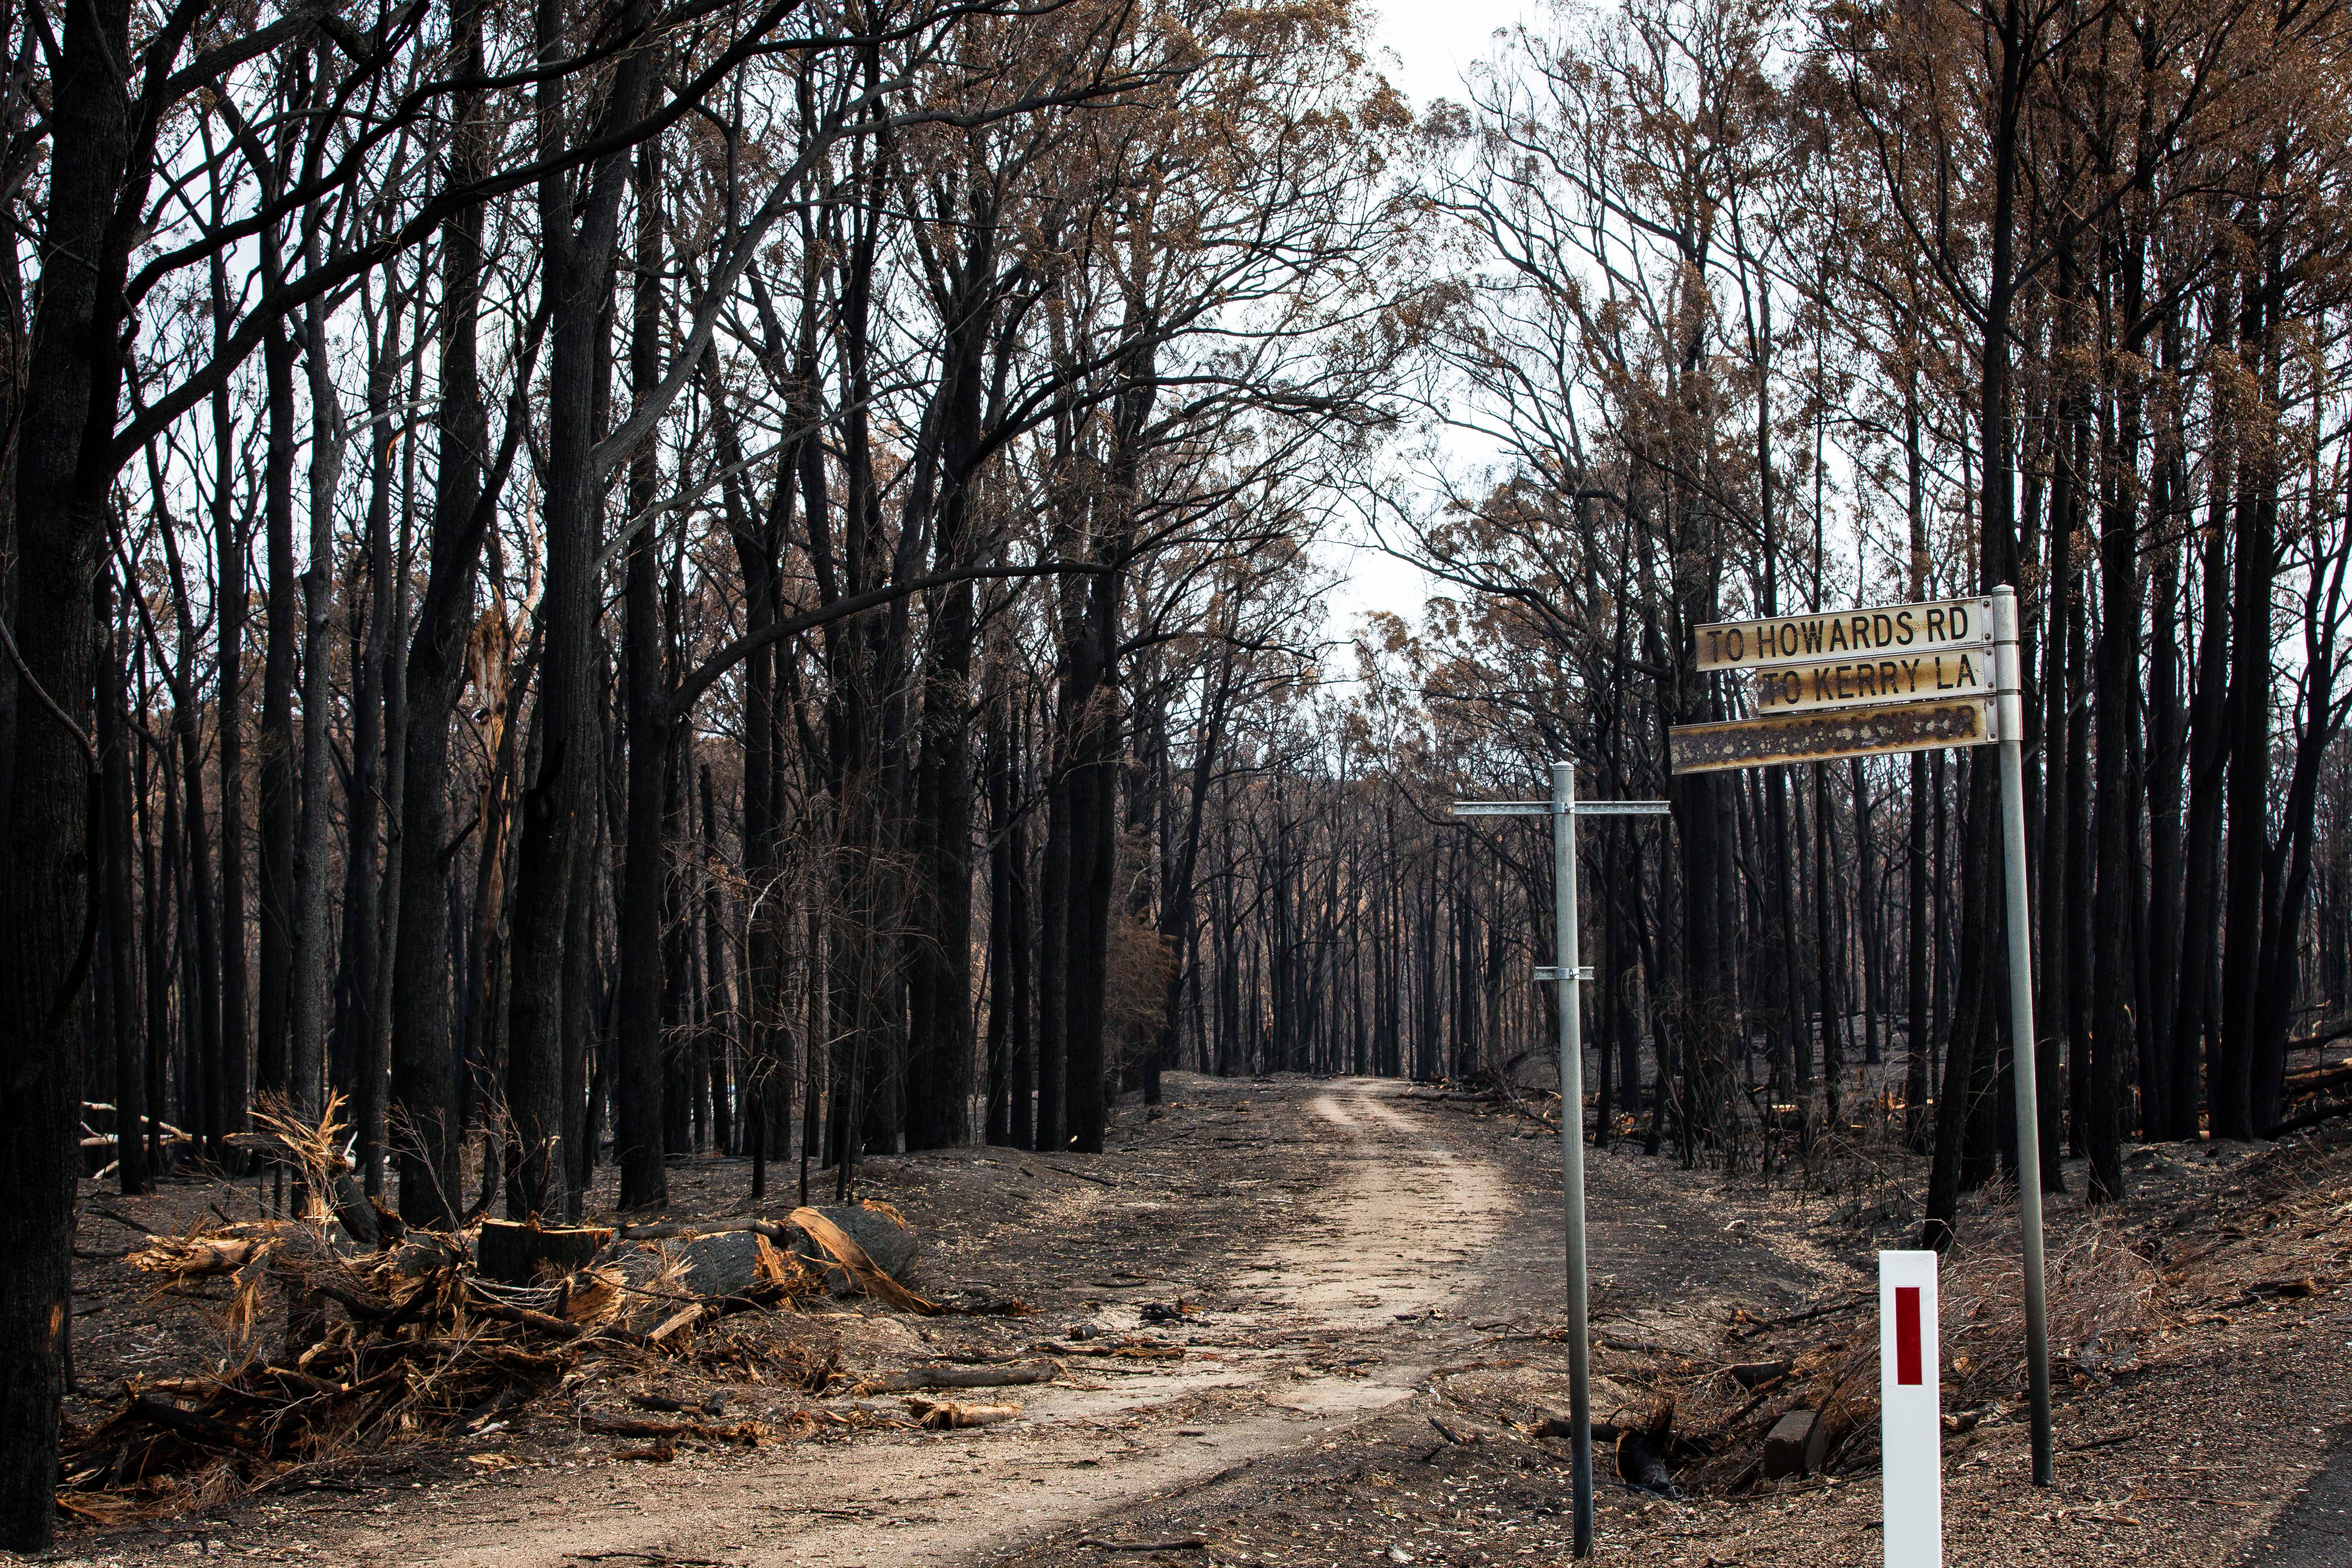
left=1368, top=0, right=1532, bottom=112
left=1312, top=0, right=1535, bottom=665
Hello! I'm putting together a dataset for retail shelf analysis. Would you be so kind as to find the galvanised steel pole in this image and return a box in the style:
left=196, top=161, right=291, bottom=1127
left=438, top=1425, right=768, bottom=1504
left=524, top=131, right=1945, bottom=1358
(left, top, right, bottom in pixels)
left=1992, top=585, right=2054, bottom=1485
left=1552, top=761, right=1595, bottom=1555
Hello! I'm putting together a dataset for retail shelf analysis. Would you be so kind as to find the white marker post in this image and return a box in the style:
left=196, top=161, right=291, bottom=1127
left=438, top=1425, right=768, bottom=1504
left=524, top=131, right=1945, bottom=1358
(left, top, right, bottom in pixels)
left=1879, top=1250, right=1941, bottom=1568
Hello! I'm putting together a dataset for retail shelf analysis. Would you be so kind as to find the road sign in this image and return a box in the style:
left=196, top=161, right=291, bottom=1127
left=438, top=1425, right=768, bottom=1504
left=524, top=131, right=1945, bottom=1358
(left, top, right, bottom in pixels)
left=1693, top=597, right=1991, bottom=673
left=1880, top=1251, right=1942, bottom=1567
left=1667, top=588, right=2054, bottom=1492
left=1748, top=649, right=1990, bottom=715
left=1449, top=780, right=1669, bottom=1560
left=1668, top=697, right=1993, bottom=774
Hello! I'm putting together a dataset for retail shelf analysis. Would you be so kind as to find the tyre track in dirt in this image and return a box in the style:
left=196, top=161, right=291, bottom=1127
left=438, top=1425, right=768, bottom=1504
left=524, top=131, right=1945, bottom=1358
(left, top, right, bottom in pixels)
left=224, top=1079, right=1518, bottom=1568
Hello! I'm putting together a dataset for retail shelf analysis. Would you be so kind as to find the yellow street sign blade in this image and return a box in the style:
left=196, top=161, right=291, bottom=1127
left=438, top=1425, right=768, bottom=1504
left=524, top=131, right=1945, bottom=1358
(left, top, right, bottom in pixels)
left=1693, top=597, right=1992, bottom=672
left=1748, top=649, right=1991, bottom=715
left=1668, top=698, right=1996, bottom=774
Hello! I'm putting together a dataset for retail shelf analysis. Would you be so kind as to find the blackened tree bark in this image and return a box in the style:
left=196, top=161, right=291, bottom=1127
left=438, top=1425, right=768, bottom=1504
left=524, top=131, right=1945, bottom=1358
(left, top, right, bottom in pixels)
left=209, top=288, right=250, bottom=1160
left=1904, top=390, right=1934, bottom=1152
left=1059, top=336, right=1157, bottom=1154
left=2248, top=517, right=2352, bottom=1132
left=1923, top=0, right=2033, bottom=1252
left=346, top=296, right=402, bottom=1188
left=699, top=764, right=735, bottom=1155
left=505, top=0, right=654, bottom=1221
left=2217, top=244, right=2280, bottom=1140
left=151, top=514, right=224, bottom=1167
left=1151, top=642, right=1235, bottom=1105
left=2086, top=381, right=2140, bottom=1202
left=1007, top=699, right=1037, bottom=1147
left=616, top=125, right=671, bottom=1210
left=257, top=312, right=300, bottom=1107
left=2086, top=175, right=2154, bottom=1201
left=904, top=175, right=1001, bottom=1151
left=289, top=269, right=347, bottom=1119
left=390, top=0, right=496, bottom=1226
left=708, top=354, right=784, bottom=1185
left=2040, top=272, right=2082, bottom=1169
left=2146, top=307, right=2192, bottom=1142
left=0, top=0, right=140, bottom=1538
left=2177, top=283, right=2233, bottom=1145
left=984, top=690, right=1018, bottom=1143
left=97, top=576, right=147, bottom=1194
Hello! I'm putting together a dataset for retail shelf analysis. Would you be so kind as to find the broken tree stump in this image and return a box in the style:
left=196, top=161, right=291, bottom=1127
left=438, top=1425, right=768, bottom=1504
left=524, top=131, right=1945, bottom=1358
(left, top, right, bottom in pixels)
left=675, top=1229, right=777, bottom=1299
left=476, top=1219, right=613, bottom=1285
left=791, top=1204, right=920, bottom=1291
left=1615, top=1429, right=1677, bottom=1495
left=1762, top=1408, right=1831, bottom=1479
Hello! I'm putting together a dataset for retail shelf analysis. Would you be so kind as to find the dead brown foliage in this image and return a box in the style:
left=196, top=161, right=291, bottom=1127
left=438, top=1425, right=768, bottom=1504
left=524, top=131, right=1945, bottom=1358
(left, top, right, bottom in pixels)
left=54, top=1098, right=910, bottom=1525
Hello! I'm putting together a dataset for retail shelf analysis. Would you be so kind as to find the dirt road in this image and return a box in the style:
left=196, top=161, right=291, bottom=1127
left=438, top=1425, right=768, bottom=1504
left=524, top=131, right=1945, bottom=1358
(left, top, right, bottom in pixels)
left=315, top=1082, right=1523, bottom=1568
left=42, top=1071, right=2342, bottom=1568
left=40, top=1076, right=1582, bottom=1567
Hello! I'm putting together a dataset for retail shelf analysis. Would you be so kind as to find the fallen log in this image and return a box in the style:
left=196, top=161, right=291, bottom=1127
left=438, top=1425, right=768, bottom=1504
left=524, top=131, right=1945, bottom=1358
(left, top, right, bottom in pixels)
left=616, top=1218, right=791, bottom=1243
left=855, top=1362, right=1059, bottom=1394
left=127, top=1396, right=263, bottom=1452
left=2287, top=1018, right=2352, bottom=1055
left=786, top=1205, right=924, bottom=1290
left=903, top=1396, right=1021, bottom=1429
left=612, top=1442, right=676, bottom=1463
left=467, top=1294, right=648, bottom=1348
left=580, top=1414, right=768, bottom=1446
left=671, top=1229, right=788, bottom=1300
left=467, top=1297, right=589, bottom=1339
left=1738, top=1292, right=1869, bottom=1331
left=1427, top=1415, right=1478, bottom=1446
left=1527, top=1414, right=1623, bottom=1443
left=2266, top=1100, right=2352, bottom=1138
left=630, top=1391, right=729, bottom=1417
left=2282, top=1062, right=2352, bottom=1098
left=646, top=1305, right=706, bottom=1343
left=131, top=1236, right=270, bottom=1277
left=461, top=1386, right=532, bottom=1430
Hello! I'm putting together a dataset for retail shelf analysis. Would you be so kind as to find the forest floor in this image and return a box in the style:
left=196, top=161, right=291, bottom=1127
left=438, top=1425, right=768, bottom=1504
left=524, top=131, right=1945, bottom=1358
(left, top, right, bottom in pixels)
left=16, top=1069, right=2352, bottom=1566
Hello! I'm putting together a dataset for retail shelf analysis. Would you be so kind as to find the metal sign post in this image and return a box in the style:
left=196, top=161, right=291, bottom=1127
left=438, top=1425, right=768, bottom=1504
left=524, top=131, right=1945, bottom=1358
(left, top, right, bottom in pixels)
left=1668, top=586, right=2054, bottom=1488
left=1453, top=771, right=1670, bottom=1559
left=1991, top=586, right=2056, bottom=1484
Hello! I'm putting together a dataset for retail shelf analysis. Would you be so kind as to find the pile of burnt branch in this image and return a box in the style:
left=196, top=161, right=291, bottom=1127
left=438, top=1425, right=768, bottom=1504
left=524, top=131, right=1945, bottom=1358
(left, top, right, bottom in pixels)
left=1402, top=1069, right=1564, bottom=1131
left=57, top=1097, right=958, bottom=1524
left=1514, top=1298, right=1898, bottom=1500
left=1597, top=1202, right=2177, bottom=1499
left=2266, top=1020, right=2352, bottom=1136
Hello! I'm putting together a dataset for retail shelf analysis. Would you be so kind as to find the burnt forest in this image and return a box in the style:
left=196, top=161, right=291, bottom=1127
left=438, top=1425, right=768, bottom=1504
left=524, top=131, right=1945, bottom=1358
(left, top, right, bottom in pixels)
left=2, top=0, right=2351, bottom=1560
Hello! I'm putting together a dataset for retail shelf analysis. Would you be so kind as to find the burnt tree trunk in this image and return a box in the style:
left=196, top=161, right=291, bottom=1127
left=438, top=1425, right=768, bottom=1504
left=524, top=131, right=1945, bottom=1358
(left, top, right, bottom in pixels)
left=389, top=0, right=495, bottom=1226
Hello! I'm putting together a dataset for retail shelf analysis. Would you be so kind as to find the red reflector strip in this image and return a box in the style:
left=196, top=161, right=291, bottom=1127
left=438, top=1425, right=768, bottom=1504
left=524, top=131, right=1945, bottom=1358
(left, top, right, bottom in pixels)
left=1895, top=1286, right=1923, bottom=1385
